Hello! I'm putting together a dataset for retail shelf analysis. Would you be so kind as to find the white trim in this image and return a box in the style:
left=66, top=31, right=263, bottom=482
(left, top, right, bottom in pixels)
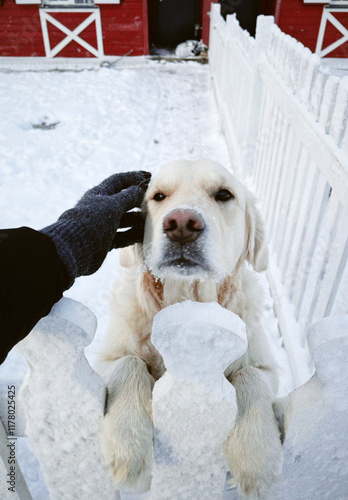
left=304, top=0, right=348, bottom=3
left=39, top=8, right=104, bottom=58
left=42, top=6, right=99, bottom=11
left=315, top=6, right=348, bottom=57
left=15, top=0, right=41, bottom=4
left=42, top=0, right=121, bottom=4
left=44, top=0, right=84, bottom=4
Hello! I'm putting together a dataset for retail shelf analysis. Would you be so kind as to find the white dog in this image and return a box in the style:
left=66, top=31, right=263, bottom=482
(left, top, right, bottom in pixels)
left=97, top=159, right=282, bottom=499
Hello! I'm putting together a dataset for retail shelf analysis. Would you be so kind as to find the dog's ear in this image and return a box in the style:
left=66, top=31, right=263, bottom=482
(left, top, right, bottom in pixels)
left=245, top=194, right=268, bottom=272
left=119, top=244, right=142, bottom=268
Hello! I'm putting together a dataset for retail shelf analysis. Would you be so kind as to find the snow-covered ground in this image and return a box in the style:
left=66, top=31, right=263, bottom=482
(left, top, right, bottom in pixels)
left=0, top=59, right=292, bottom=499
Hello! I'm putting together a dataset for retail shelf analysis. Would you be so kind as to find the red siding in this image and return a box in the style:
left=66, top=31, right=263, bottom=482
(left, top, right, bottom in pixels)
left=0, top=0, right=148, bottom=57
left=275, top=0, right=348, bottom=57
left=101, top=1, right=147, bottom=56
left=202, top=0, right=218, bottom=45
left=0, top=0, right=45, bottom=56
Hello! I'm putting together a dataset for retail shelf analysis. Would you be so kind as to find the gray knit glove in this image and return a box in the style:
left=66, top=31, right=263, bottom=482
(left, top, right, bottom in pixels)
left=41, top=171, right=151, bottom=287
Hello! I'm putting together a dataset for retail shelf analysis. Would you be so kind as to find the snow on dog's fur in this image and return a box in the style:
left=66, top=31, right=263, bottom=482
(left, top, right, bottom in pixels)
left=97, top=159, right=282, bottom=498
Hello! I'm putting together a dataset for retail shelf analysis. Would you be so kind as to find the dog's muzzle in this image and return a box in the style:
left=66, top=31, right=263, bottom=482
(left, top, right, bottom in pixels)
left=163, top=208, right=205, bottom=244
left=157, top=208, right=212, bottom=275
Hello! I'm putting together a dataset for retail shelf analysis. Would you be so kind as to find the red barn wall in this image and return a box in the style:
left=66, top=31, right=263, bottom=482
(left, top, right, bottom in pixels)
left=0, top=0, right=148, bottom=57
left=273, top=0, right=348, bottom=57
left=0, top=0, right=44, bottom=56
left=202, top=0, right=218, bottom=45
left=101, top=0, right=148, bottom=56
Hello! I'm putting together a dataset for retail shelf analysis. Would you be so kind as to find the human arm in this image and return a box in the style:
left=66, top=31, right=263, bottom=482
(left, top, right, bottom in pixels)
left=0, top=227, right=68, bottom=364
left=0, top=171, right=150, bottom=364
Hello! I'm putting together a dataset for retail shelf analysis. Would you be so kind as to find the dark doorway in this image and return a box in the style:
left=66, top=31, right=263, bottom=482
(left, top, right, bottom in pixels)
left=219, top=0, right=262, bottom=37
left=149, top=0, right=201, bottom=53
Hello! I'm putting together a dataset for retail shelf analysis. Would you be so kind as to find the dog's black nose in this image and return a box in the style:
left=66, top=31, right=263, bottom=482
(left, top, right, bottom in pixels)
left=163, top=209, right=205, bottom=244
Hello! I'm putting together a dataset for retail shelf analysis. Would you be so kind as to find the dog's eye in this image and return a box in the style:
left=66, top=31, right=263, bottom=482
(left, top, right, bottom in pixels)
left=153, top=192, right=166, bottom=202
left=215, top=189, right=234, bottom=202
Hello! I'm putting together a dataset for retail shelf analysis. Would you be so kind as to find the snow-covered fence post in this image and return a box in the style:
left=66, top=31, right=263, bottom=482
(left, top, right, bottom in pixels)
left=209, top=5, right=275, bottom=178
left=150, top=301, right=248, bottom=500
left=278, top=314, right=348, bottom=498
left=243, top=14, right=274, bottom=178
left=16, top=297, right=118, bottom=500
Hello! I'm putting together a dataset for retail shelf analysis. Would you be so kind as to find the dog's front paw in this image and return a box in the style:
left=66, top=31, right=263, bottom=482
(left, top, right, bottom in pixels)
left=226, top=415, right=283, bottom=500
left=100, top=402, right=153, bottom=493
left=226, top=367, right=283, bottom=499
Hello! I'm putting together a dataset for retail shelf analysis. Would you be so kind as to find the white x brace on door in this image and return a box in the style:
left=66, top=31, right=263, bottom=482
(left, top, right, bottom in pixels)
left=315, top=5, right=348, bottom=57
left=39, top=7, right=104, bottom=58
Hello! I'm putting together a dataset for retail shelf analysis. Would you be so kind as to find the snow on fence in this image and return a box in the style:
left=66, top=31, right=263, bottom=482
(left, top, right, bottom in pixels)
left=1, top=299, right=347, bottom=499
left=1, top=299, right=249, bottom=500
left=150, top=302, right=247, bottom=500
left=5, top=298, right=118, bottom=500
left=278, top=314, right=348, bottom=499
left=209, top=4, right=348, bottom=387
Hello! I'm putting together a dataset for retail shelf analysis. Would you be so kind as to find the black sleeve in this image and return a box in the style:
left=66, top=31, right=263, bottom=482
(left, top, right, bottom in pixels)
left=0, top=227, right=70, bottom=365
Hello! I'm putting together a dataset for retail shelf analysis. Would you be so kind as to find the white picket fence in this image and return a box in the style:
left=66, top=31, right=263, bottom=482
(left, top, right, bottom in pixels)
left=1, top=299, right=347, bottom=499
left=209, top=3, right=348, bottom=386
left=1, top=6, right=348, bottom=499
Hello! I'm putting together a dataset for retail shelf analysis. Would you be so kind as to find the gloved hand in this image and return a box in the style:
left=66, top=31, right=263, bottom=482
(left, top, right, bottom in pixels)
left=41, top=170, right=151, bottom=287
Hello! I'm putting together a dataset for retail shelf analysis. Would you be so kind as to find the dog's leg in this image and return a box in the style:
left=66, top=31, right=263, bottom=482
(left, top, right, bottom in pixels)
left=99, top=355, right=154, bottom=493
left=225, top=366, right=283, bottom=499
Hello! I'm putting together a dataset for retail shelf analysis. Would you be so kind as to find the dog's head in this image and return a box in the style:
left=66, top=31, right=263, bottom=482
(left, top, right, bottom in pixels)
left=122, top=159, right=268, bottom=282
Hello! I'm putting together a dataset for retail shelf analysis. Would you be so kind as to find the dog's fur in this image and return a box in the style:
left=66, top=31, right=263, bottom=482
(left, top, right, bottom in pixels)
left=97, top=159, right=282, bottom=498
